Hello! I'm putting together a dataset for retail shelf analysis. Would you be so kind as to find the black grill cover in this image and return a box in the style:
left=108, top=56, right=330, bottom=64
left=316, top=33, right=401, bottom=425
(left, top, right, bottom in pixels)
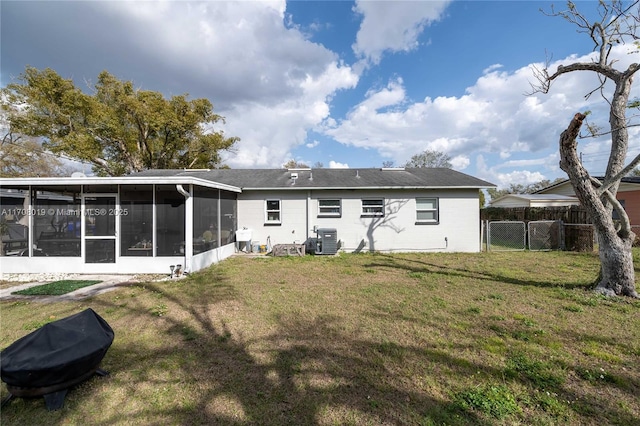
left=1, top=308, right=114, bottom=388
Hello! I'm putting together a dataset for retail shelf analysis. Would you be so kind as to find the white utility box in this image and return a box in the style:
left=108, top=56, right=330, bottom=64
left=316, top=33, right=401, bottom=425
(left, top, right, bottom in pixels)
left=236, top=229, right=252, bottom=241
left=235, top=228, right=252, bottom=252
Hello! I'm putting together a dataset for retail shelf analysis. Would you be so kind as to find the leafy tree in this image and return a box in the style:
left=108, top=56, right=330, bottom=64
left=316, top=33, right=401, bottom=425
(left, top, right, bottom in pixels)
left=1, top=105, right=72, bottom=177
left=404, top=149, right=452, bottom=168
left=533, top=1, right=639, bottom=298
left=1, top=67, right=239, bottom=176
left=282, top=159, right=309, bottom=169
left=479, top=190, right=486, bottom=208
left=1, top=133, right=72, bottom=177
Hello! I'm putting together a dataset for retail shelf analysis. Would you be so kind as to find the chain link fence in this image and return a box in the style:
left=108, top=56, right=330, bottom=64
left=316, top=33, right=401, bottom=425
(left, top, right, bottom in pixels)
left=483, top=220, right=640, bottom=253
left=485, top=220, right=581, bottom=251
left=487, top=221, right=526, bottom=251
left=528, top=220, right=562, bottom=251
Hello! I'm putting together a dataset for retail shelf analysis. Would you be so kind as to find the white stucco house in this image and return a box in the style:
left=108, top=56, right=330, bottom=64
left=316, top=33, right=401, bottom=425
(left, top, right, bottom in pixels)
left=489, top=193, right=580, bottom=208
left=0, top=168, right=495, bottom=275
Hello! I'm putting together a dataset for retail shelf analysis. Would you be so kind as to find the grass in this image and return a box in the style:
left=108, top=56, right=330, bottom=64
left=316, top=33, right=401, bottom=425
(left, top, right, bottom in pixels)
left=11, top=280, right=103, bottom=296
left=1, top=250, right=639, bottom=425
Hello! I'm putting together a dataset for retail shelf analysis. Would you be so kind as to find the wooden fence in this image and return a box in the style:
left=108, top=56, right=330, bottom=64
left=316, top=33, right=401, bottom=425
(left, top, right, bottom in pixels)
left=481, top=205, right=590, bottom=224
left=481, top=206, right=594, bottom=251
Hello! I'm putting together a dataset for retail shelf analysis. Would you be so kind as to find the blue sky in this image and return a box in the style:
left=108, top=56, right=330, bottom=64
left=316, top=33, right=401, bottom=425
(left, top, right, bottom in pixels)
left=2, top=1, right=639, bottom=189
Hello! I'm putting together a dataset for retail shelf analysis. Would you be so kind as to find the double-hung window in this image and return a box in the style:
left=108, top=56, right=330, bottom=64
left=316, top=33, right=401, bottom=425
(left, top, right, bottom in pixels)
left=361, top=199, right=384, bottom=216
left=265, top=199, right=281, bottom=224
left=416, top=198, right=438, bottom=224
left=318, top=199, right=341, bottom=217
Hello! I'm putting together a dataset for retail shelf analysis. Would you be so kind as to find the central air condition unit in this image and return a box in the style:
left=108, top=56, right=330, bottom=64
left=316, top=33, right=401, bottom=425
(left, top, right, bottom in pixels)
left=315, top=228, right=338, bottom=255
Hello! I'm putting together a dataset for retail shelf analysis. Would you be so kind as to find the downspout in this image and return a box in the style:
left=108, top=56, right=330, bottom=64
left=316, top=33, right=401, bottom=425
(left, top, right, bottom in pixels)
left=306, top=190, right=311, bottom=243
left=176, top=184, right=192, bottom=274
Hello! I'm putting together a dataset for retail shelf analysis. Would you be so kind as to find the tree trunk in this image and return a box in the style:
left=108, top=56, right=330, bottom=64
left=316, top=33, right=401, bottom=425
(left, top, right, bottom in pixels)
left=596, top=230, right=636, bottom=297
left=559, top=113, right=638, bottom=298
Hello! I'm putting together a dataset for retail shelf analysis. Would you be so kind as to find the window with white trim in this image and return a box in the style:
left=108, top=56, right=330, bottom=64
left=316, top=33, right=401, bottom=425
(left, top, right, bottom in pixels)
left=361, top=199, right=384, bottom=216
left=318, top=199, right=341, bottom=217
left=416, top=198, right=438, bottom=223
left=265, top=199, right=281, bottom=223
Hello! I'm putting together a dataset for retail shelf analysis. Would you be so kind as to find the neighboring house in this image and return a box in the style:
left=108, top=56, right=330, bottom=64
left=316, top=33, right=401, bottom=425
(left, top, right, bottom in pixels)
left=535, top=177, right=640, bottom=225
left=489, top=193, right=579, bottom=208
left=0, top=168, right=495, bottom=275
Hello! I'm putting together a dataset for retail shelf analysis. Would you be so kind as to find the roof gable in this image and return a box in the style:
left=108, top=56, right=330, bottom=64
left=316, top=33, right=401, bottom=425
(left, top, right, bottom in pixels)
left=536, top=177, right=640, bottom=195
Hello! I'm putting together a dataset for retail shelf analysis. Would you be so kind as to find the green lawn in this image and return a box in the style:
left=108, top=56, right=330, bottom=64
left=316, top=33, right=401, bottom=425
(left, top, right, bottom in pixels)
left=11, top=280, right=103, bottom=296
left=1, top=251, right=639, bottom=425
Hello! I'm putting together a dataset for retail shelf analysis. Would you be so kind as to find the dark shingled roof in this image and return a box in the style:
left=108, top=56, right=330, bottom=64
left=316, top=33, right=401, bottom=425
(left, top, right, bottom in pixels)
left=131, top=168, right=495, bottom=190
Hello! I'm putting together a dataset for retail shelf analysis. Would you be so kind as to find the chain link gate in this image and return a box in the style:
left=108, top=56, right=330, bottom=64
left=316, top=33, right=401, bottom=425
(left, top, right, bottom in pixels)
left=528, top=220, right=562, bottom=251
left=487, top=221, right=526, bottom=251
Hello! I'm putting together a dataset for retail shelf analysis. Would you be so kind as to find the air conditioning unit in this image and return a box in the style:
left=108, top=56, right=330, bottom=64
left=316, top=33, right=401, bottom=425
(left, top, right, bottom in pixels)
left=315, top=228, right=338, bottom=255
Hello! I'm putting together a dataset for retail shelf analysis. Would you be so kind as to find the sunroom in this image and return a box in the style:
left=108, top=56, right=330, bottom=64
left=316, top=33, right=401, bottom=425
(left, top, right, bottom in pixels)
left=0, top=176, right=240, bottom=275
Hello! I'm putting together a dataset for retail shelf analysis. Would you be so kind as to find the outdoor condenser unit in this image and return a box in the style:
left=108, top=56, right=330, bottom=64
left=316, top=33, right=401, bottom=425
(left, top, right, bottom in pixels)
left=315, top=228, right=338, bottom=255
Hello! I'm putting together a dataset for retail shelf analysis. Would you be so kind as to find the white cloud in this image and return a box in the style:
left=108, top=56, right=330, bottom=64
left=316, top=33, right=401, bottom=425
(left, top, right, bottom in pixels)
left=306, top=140, right=320, bottom=149
left=352, top=0, right=451, bottom=64
left=97, top=1, right=359, bottom=168
left=329, top=161, right=350, bottom=169
left=476, top=155, right=547, bottom=189
left=325, top=45, right=639, bottom=184
left=451, top=155, right=470, bottom=170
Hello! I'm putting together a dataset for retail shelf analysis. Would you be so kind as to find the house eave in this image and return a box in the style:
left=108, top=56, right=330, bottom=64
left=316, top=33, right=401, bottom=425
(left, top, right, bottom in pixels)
left=0, top=176, right=242, bottom=193
left=241, top=185, right=495, bottom=191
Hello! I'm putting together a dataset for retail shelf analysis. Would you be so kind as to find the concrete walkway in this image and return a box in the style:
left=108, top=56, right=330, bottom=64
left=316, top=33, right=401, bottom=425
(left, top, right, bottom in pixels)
left=0, top=274, right=154, bottom=302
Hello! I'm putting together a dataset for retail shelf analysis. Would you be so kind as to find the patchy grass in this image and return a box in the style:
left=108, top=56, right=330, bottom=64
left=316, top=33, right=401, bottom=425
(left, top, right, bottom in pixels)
left=11, top=280, right=102, bottom=296
left=1, top=251, right=639, bottom=425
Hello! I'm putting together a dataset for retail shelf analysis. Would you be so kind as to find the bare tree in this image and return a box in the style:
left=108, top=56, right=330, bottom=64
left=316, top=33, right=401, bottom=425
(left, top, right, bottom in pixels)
left=282, top=159, right=309, bottom=169
left=532, top=1, right=639, bottom=297
left=404, top=149, right=452, bottom=168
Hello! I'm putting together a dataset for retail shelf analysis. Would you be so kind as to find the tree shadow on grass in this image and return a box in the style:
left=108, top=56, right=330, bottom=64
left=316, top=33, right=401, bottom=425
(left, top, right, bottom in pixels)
left=0, top=279, right=494, bottom=425
left=96, top=285, right=488, bottom=425
left=2, top=262, right=636, bottom=425
left=363, top=253, right=593, bottom=290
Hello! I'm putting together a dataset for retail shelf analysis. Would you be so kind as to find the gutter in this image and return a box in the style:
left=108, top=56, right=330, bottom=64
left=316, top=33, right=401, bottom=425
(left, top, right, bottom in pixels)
left=176, top=184, right=192, bottom=274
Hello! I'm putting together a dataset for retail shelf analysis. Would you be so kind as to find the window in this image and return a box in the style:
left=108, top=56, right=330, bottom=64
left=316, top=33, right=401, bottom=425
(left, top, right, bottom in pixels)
left=156, top=185, right=186, bottom=256
left=265, top=199, right=281, bottom=224
left=220, top=191, right=237, bottom=245
left=121, top=186, right=153, bottom=257
left=193, top=187, right=219, bottom=254
left=361, top=199, right=384, bottom=216
left=33, top=187, right=82, bottom=257
left=416, top=198, right=438, bottom=224
left=318, top=199, right=341, bottom=217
